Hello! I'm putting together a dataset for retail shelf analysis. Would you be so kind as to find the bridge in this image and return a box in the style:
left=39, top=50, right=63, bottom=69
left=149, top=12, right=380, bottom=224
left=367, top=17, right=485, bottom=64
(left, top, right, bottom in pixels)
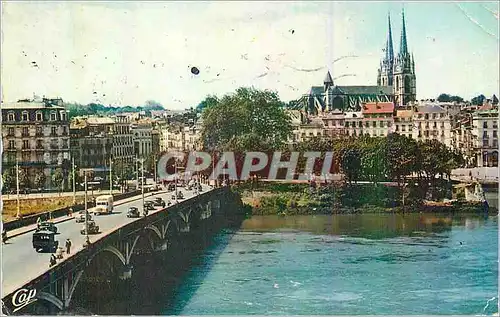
left=1, top=185, right=243, bottom=315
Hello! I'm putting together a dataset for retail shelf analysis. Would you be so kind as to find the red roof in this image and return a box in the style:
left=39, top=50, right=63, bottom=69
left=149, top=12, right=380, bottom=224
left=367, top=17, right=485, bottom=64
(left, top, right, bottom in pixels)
left=362, top=102, right=394, bottom=114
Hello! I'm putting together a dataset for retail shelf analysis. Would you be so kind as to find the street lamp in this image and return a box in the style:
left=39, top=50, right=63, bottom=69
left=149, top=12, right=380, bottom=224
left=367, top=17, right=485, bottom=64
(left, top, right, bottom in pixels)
left=16, top=158, right=20, bottom=219
left=84, top=171, right=90, bottom=246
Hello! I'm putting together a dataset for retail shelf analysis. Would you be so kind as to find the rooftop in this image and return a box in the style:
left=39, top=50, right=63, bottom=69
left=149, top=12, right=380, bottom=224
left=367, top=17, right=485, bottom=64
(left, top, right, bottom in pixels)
left=362, top=102, right=394, bottom=114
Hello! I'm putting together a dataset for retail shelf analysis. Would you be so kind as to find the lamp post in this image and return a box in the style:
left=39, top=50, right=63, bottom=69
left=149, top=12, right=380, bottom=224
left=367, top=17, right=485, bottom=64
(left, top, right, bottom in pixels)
left=84, top=172, right=89, bottom=245
left=16, top=158, right=20, bottom=219
left=72, top=157, right=76, bottom=205
left=109, top=158, right=113, bottom=196
left=141, top=158, right=145, bottom=213
left=135, top=155, right=139, bottom=190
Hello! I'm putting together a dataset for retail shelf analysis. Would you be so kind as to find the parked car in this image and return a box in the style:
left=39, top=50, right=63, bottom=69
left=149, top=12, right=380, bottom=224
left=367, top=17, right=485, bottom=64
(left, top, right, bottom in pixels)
left=32, top=230, right=58, bottom=253
left=168, top=183, right=176, bottom=191
left=127, top=207, right=140, bottom=218
left=153, top=197, right=166, bottom=208
left=80, top=220, right=99, bottom=235
left=76, top=213, right=93, bottom=223
left=36, top=221, right=58, bottom=234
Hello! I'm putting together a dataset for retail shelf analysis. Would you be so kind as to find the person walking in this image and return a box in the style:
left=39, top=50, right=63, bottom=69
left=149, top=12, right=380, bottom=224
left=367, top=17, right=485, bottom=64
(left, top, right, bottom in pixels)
left=65, top=238, right=72, bottom=254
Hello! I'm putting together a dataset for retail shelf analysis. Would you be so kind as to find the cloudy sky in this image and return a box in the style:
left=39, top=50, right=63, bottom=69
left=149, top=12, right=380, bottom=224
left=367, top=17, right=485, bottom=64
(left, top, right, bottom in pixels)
left=1, top=1, right=498, bottom=109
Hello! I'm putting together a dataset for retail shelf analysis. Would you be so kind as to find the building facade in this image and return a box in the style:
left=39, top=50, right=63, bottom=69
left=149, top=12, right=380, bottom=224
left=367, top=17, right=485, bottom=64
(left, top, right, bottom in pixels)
left=112, top=114, right=134, bottom=165
left=131, top=121, right=153, bottom=159
left=412, top=104, right=453, bottom=147
left=471, top=109, right=498, bottom=167
left=2, top=98, right=70, bottom=190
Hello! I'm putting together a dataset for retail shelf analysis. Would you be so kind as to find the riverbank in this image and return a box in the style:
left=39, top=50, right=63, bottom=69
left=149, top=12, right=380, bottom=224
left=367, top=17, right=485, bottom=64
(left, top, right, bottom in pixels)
left=235, top=182, right=498, bottom=215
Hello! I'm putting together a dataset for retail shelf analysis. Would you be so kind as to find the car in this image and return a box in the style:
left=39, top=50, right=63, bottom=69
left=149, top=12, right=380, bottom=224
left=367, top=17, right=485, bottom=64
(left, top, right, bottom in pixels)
left=144, top=201, right=155, bottom=211
left=76, top=213, right=93, bottom=223
left=168, top=183, right=176, bottom=191
left=153, top=197, right=166, bottom=208
left=32, top=230, right=59, bottom=253
left=80, top=220, right=99, bottom=235
left=36, top=221, right=58, bottom=234
left=127, top=207, right=140, bottom=218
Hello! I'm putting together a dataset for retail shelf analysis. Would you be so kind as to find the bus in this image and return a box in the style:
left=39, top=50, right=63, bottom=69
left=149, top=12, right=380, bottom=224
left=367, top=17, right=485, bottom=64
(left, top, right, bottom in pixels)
left=94, top=195, right=114, bottom=215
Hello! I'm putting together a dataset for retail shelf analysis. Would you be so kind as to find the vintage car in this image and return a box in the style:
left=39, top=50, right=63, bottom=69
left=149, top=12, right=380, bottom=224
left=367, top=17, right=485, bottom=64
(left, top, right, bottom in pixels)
left=32, top=230, right=59, bottom=253
left=127, top=207, right=140, bottom=218
left=80, top=220, right=99, bottom=235
left=144, top=201, right=155, bottom=211
left=76, top=213, right=93, bottom=223
left=168, top=183, right=176, bottom=191
left=36, top=221, right=58, bottom=234
left=153, top=197, right=166, bottom=208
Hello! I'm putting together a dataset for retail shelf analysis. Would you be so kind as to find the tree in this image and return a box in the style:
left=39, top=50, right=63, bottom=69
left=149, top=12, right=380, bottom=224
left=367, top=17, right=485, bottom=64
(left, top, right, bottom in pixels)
left=341, top=147, right=361, bottom=185
left=2, top=169, right=14, bottom=192
left=18, top=168, right=29, bottom=188
left=33, top=171, right=46, bottom=189
left=437, top=94, right=463, bottom=103
left=385, top=133, right=419, bottom=186
left=52, top=168, right=64, bottom=194
left=200, top=87, right=292, bottom=151
left=471, top=94, right=486, bottom=106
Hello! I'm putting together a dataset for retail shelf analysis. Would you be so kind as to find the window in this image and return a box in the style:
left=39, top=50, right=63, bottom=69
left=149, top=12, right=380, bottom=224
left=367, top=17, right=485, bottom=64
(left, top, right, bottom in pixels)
left=483, top=139, right=489, bottom=147
left=380, top=121, right=385, bottom=128
left=402, top=125, right=406, bottom=132
left=494, top=140, right=498, bottom=148
left=51, top=127, right=57, bottom=136
left=23, top=140, right=29, bottom=149
left=494, top=131, right=498, bottom=138
left=433, top=122, right=437, bottom=129
left=8, top=127, right=14, bottom=136
left=432, top=114, right=437, bottom=119
left=37, top=140, right=43, bottom=149
left=36, top=127, right=43, bottom=136
left=50, top=112, right=56, bottom=121
left=365, top=122, right=369, bottom=128
left=61, top=111, right=67, bottom=121
left=395, top=125, right=400, bottom=132
left=22, top=111, right=29, bottom=121
left=425, top=114, right=429, bottom=120
left=483, top=131, right=489, bottom=139
left=22, top=127, right=29, bottom=137
left=9, top=140, right=15, bottom=149
left=372, top=121, right=376, bottom=128
left=22, top=152, right=30, bottom=162
left=358, top=121, right=362, bottom=128
left=36, top=112, right=43, bottom=121
left=483, top=122, right=488, bottom=129
left=8, top=112, right=15, bottom=121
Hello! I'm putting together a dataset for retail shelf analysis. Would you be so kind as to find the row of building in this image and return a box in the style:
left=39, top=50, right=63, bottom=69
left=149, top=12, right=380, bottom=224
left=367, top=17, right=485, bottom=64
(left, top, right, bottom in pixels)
left=287, top=98, right=498, bottom=168
left=1, top=98, right=201, bottom=190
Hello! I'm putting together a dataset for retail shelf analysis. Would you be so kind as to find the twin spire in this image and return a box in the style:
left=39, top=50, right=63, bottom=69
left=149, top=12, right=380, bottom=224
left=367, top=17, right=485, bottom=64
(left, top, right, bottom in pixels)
left=384, top=9, right=409, bottom=63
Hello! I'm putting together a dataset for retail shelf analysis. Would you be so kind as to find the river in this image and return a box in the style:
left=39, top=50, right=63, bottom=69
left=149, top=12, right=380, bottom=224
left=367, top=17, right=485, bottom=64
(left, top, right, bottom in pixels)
left=164, top=212, right=498, bottom=315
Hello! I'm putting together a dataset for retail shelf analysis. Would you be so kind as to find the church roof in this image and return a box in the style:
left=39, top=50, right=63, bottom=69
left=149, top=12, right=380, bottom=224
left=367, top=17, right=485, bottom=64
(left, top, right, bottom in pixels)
left=324, top=71, right=334, bottom=84
left=362, top=102, right=394, bottom=114
left=309, top=85, right=393, bottom=96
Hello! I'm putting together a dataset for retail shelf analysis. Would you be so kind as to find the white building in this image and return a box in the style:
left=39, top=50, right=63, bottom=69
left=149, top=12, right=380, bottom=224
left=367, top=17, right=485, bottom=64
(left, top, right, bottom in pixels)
left=471, top=109, right=498, bottom=167
left=344, top=111, right=364, bottom=137
left=361, top=102, right=394, bottom=137
left=412, top=103, right=452, bottom=147
left=131, top=121, right=152, bottom=159
left=393, top=109, right=413, bottom=138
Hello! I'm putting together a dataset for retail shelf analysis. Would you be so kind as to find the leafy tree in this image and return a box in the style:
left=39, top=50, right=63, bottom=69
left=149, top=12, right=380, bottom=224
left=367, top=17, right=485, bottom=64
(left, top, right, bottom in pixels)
left=200, top=87, right=292, bottom=151
left=471, top=94, right=486, bottom=106
left=52, top=168, right=64, bottom=193
left=33, top=171, right=47, bottom=189
left=360, top=137, right=387, bottom=184
left=385, top=133, right=419, bottom=186
left=437, top=94, right=464, bottom=103
left=18, top=168, right=29, bottom=188
left=340, top=147, right=361, bottom=185
left=2, top=169, right=14, bottom=192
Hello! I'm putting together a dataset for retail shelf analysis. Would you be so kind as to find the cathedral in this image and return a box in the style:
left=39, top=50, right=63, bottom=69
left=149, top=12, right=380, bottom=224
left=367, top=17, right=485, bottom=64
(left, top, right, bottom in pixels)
left=293, top=10, right=417, bottom=114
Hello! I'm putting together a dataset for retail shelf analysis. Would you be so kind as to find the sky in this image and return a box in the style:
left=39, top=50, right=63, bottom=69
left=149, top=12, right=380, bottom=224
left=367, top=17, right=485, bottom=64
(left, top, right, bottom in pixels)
left=1, top=1, right=499, bottom=109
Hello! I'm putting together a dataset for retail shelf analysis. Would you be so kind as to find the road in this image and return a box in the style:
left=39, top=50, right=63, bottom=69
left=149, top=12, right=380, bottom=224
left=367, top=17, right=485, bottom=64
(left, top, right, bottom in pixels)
left=1, top=184, right=213, bottom=296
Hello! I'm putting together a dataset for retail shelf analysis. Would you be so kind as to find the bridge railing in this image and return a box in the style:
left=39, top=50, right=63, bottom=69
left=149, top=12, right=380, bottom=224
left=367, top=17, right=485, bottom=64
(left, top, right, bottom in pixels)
left=3, top=190, right=145, bottom=231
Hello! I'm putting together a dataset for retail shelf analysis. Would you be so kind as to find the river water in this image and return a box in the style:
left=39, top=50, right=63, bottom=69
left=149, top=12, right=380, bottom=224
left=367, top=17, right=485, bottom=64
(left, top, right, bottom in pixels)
left=164, top=212, right=498, bottom=315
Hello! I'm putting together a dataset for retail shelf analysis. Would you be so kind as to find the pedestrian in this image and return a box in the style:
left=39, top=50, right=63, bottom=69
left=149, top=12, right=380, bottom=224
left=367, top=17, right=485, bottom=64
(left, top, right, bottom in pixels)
left=65, top=238, right=72, bottom=254
left=36, top=217, right=42, bottom=229
left=49, top=254, right=57, bottom=267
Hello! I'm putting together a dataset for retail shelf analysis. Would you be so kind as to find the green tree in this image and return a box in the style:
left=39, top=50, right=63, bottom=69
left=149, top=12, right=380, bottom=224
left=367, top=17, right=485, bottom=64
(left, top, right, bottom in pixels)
left=200, top=87, right=292, bottom=151
left=2, top=169, right=14, bottom=192
left=33, top=171, right=47, bottom=189
left=437, top=94, right=463, bottom=103
left=385, top=133, right=419, bottom=186
left=341, top=147, right=361, bottom=185
left=18, top=168, right=29, bottom=188
left=52, top=168, right=64, bottom=193
left=471, top=94, right=486, bottom=106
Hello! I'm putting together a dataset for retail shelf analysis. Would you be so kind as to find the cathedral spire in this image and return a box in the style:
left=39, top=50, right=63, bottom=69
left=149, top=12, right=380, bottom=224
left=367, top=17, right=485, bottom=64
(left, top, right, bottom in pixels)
left=385, top=13, right=394, bottom=63
left=400, top=8, right=408, bottom=57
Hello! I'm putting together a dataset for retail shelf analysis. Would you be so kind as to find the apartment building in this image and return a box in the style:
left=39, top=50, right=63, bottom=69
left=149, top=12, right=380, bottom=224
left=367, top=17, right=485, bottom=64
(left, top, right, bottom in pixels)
left=361, top=102, right=394, bottom=137
left=2, top=98, right=71, bottom=190
left=112, top=114, right=134, bottom=165
left=130, top=121, right=153, bottom=159
left=393, top=109, right=413, bottom=138
left=471, top=109, right=498, bottom=167
left=412, top=103, right=452, bottom=147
